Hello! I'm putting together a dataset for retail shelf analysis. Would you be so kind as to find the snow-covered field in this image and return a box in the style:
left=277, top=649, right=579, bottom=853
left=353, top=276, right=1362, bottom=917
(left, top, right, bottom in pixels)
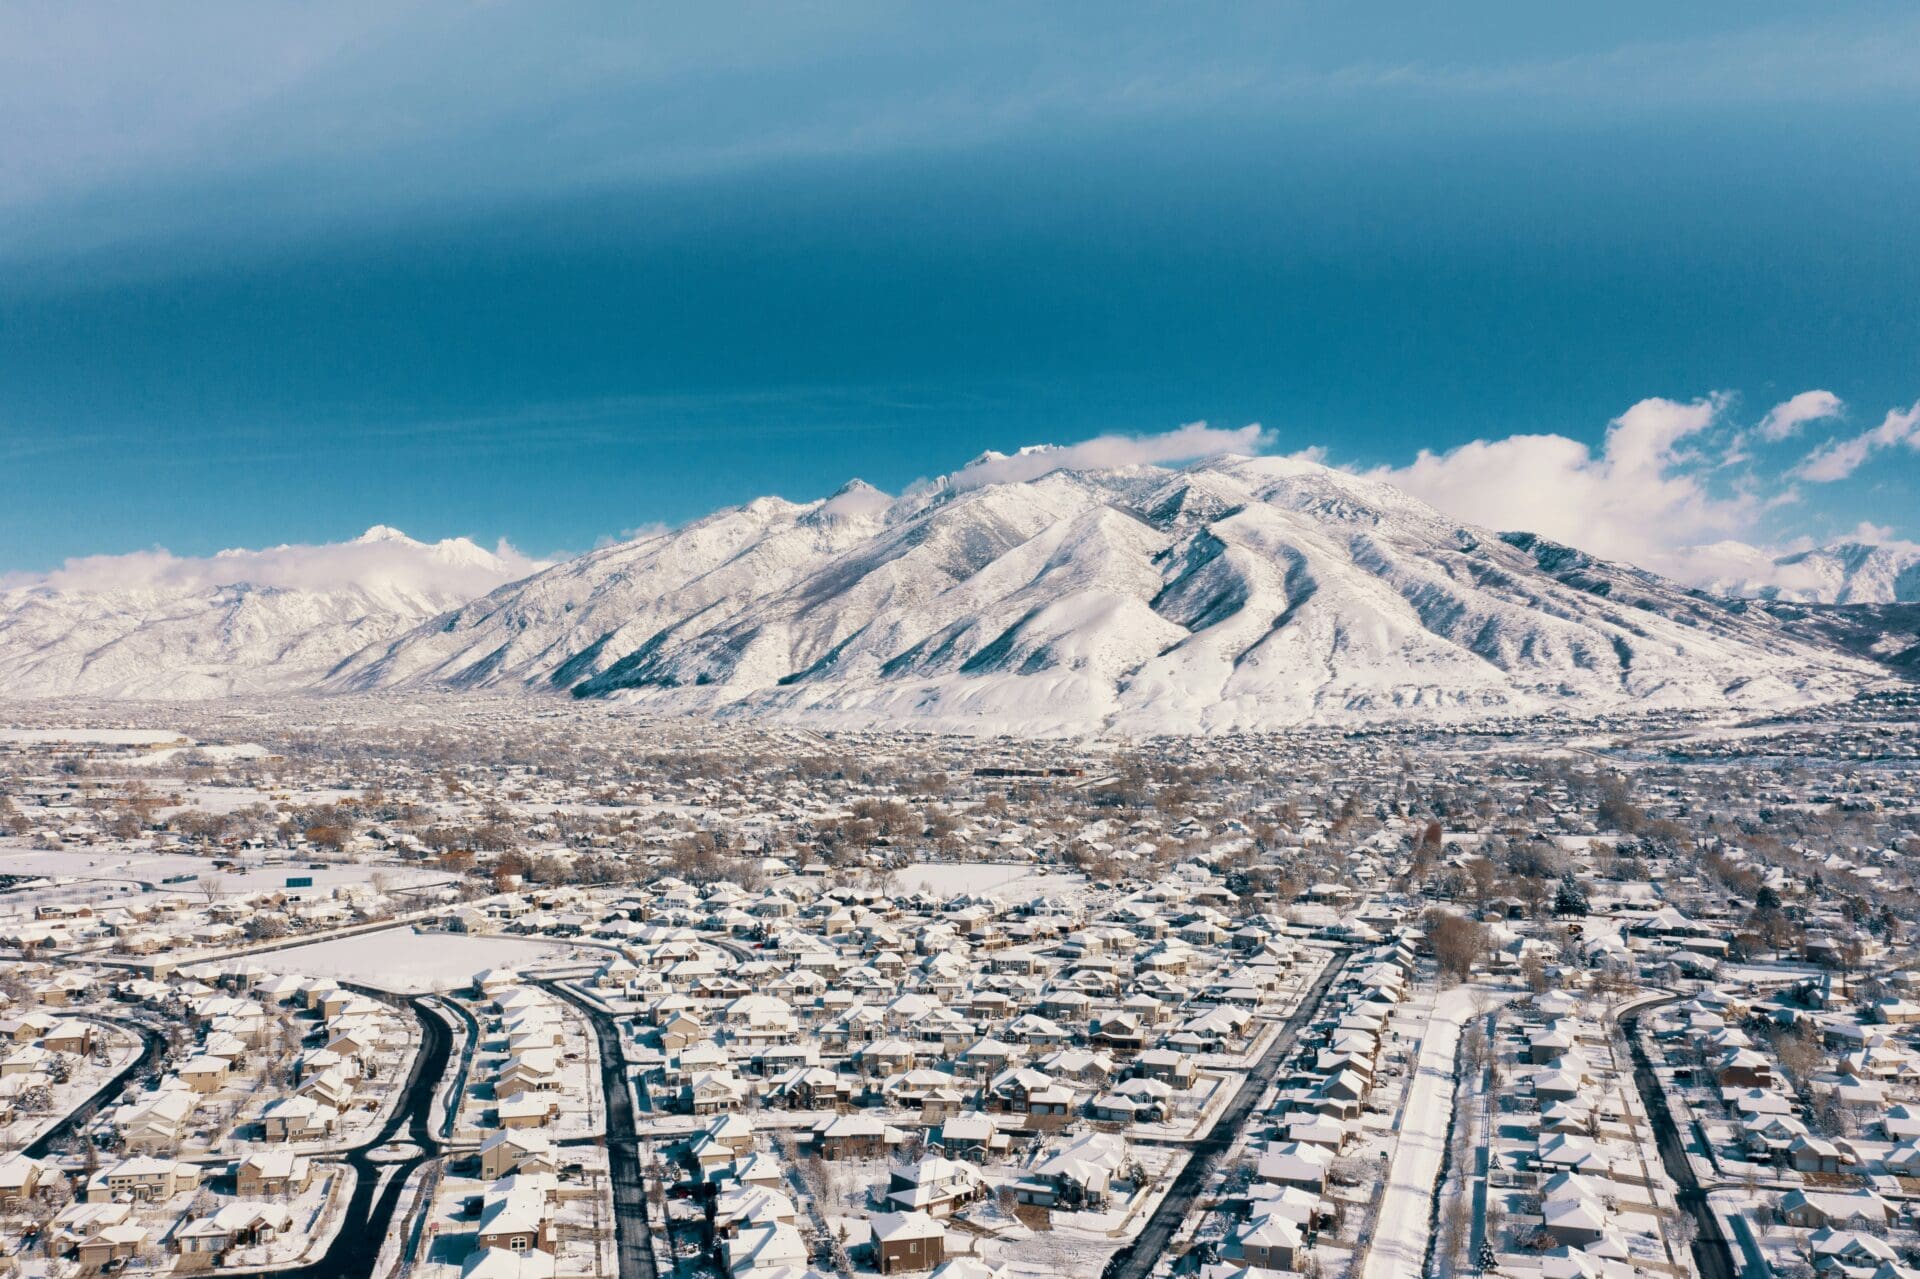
left=159, top=783, right=367, bottom=815
left=888, top=862, right=1087, bottom=899
left=0, top=840, right=448, bottom=896
left=120, top=741, right=270, bottom=767
left=246, top=928, right=595, bottom=991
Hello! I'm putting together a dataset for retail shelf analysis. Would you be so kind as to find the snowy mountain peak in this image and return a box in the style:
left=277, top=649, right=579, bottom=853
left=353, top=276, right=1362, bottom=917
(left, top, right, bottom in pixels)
left=421, top=535, right=515, bottom=572
left=0, top=457, right=1890, bottom=721
left=809, top=478, right=895, bottom=525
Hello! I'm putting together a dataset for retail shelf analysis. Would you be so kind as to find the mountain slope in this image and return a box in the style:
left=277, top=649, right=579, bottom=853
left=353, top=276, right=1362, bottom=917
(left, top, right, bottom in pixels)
left=1763, top=601, right=1920, bottom=676
left=325, top=456, right=1878, bottom=730
left=0, top=528, right=533, bottom=699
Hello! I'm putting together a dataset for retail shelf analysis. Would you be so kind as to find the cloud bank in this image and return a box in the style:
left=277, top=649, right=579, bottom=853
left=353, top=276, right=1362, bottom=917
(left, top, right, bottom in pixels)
left=6, top=526, right=544, bottom=601
left=950, top=422, right=1267, bottom=491
left=1366, top=394, right=1757, bottom=580
left=933, top=400, right=1915, bottom=596
left=1346, top=389, right=1920, bottom=592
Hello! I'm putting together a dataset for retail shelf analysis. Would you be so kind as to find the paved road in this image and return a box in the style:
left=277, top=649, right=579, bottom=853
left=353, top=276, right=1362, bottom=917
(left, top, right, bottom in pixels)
left=1621, top=1006, right=1737, bottom=1279
left=537, top=979, right=660, bottom=1279
left=26, top=1013, right=166, bottom=1159
left=1103, top=948, right=1352, bottom=1279
left=227, top=988, right=454, bottom=1279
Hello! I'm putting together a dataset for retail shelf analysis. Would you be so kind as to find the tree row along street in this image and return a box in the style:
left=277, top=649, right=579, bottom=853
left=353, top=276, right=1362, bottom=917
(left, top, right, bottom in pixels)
left=1622, top=1006, right=1738, bottom=1279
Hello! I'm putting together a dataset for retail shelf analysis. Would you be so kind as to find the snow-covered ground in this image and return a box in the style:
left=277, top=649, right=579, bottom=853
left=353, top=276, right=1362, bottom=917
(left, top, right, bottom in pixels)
left=243, top=929, right=594, bottom=992
left=120, top=741, right=270, bottom=766
left=0, top=840, right=448, bottom=896
left=1360, top=982, right=1478, bottom=1279
left=887, top=862, right=1087, bottom=899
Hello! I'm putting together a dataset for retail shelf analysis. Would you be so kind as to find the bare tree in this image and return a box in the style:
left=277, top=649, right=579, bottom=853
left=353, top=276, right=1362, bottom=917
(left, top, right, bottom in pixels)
left=1426, top=910, right=1491, bottom=985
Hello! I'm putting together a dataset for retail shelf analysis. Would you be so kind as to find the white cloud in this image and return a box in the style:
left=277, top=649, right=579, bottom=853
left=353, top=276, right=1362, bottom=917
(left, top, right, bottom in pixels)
left=1794, top=400, right=1920, bottom=482
left=7, top=526, right=544, bottom=601
left=933, top=392, right=1908, bottom=594
left=1356, top=389, right=1920, bottom=594
left=1368, top=394, right=1754, bottom=578
left=950, top=422, right=1267, bottom=491
left=1755, top=389, right=1843, bottom=442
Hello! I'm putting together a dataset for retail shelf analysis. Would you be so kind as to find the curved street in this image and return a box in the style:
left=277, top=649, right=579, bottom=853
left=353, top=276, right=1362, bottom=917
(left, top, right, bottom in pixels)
left=225, top=989, right=453, bottom=1279
left=26, top=1013, right=166, bottom=1160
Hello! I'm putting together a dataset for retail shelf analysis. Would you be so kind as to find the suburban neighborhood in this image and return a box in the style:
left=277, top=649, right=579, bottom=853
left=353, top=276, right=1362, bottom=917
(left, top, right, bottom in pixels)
left=1, top=694, right=1918, bottom=1278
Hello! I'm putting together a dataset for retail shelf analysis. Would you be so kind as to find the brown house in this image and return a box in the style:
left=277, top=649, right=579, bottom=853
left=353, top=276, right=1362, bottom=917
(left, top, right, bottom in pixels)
left=475, top=1185, right=555, bottom=1254
left=871, top=1211, right=945, bottom=1274
left=87, top=1158, right=199, bottom=1204
left=76, top=1224, right=149, bottom=1270
left=178, top=1055, right=232, bottom=1094
left=813, top=1114, right=901, bottom=1160
left=480, top=1130, right=557, bottom=1181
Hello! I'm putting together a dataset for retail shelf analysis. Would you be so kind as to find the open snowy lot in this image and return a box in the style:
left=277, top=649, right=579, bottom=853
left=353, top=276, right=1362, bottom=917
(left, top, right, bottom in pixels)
left=0, top=839, right=449, bottom=896
left=888, top=862, right=1087, bottom=899
left=246, top=928, right=597, bottom=991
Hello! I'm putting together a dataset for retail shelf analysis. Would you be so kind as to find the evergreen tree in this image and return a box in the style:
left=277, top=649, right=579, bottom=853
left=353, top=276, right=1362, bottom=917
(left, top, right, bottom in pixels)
left=1553, top=871, right=1588, bottom=916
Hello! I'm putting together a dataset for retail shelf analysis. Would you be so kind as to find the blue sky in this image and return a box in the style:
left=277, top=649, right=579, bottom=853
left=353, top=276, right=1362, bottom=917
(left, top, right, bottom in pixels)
left=2, top=3, right=1918, bottom=576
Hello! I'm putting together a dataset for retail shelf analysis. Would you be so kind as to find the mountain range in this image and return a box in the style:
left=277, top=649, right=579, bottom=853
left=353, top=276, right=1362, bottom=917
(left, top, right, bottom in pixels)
left=0, top=527, right=529, bottom=700
left=0, top=455, right=1904, bottom=727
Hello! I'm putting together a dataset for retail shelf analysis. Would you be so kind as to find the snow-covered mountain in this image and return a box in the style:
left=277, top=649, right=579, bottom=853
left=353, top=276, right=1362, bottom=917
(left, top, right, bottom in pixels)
left=324, top=456, right=1877, bottom=731
left=0, top=527, right=536, bottom=699
left=1705, top=540, right=1920, bottom=605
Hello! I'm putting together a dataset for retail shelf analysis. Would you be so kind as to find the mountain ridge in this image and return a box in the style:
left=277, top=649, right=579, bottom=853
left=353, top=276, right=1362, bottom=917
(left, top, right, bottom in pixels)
left=1703, top=540, right=1920, bottom=605
left=0, top=462, right=1900, bottom=724
left=321, top=455, right=1881, bottom=731
left=0, top=529, right=531, bottom=699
